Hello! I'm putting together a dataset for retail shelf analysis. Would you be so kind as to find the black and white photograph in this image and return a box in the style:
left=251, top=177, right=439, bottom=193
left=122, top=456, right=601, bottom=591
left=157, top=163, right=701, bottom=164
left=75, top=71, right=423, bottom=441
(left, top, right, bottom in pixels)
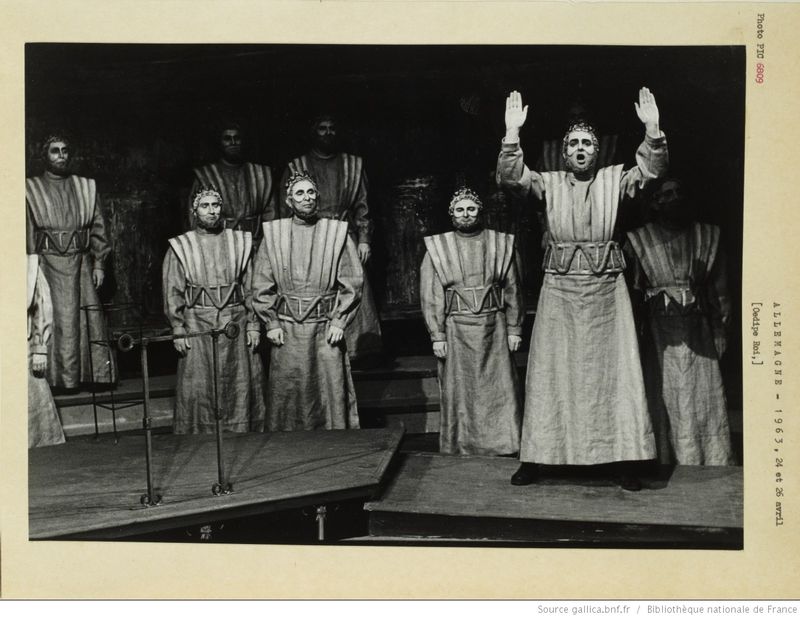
left=23, top=42, right=745, bottom=548
left=3, top=0, right=799, bottom=601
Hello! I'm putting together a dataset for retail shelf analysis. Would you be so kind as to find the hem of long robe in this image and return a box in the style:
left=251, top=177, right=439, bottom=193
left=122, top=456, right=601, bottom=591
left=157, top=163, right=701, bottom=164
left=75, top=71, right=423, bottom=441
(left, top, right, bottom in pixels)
left=438, top=312, right=522, bottom=456
left=173, top=420, right=265, bottom=435
left=520, top=273, right=655, bottom=466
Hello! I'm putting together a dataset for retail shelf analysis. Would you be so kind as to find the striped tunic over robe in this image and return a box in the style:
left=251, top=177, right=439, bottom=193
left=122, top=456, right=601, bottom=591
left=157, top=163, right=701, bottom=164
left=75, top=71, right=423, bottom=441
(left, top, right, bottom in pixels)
left=280, top=152, right=382, bottom=359
left=189, top=161, right=276, bottom=241
left=626, top=222, right=734, bottom=465
left=421, top=229, right=523, bottom=455
left=26, top=173, right=116, bottom=388
left=497, top=133, right=668, bottom=465
left=163, top=229, right=267, bottom=434
left=252, top=218, right=363, bottom=431
left=27, top=254, right=66, bottom=448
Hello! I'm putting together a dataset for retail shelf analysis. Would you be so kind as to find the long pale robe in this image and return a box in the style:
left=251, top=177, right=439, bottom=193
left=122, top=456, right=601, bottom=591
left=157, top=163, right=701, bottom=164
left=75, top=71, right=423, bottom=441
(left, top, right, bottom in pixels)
left=163, top=229, right=267, bottom=434
left=253, top=218, right=363, bottom=431
left=627, top=222, right=734, bottom=465
left=280, top=152, right=382, bottom=358
left=188, top=161, right=277, bottom=241
left=497, top=134, right=667, bottom=465
left=26, top=173, right=116, bottom=388
left=421, top=229, right=523, bottom=455
left=28, top=255, right=66, bottom=448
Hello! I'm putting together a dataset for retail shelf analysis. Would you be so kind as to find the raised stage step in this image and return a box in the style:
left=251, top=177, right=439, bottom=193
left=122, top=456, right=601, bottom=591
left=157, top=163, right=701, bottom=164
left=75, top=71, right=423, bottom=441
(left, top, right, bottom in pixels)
left=364, top=453, right=743, bottom=548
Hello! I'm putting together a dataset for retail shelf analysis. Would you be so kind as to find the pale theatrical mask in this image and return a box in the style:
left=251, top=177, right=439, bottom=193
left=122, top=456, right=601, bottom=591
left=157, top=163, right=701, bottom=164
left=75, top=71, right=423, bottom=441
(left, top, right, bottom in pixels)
left=451, top=199, right=482, bottom=233
left=563, top=130, right=597, bottom=175
left=287, top=179, right=319, bottom=220
left=194, top=194, right=223, bottom=230
left=46, top=140, right=70, bottom=176
left=220, top=128, right=243, bottom=162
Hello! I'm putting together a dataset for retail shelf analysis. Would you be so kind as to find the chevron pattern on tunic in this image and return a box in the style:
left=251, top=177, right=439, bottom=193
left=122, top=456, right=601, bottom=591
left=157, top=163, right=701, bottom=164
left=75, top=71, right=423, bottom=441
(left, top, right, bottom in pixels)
left=424, top=230, right=516, bottom=288
left=168, top=230, right=252, bottom=309
left=26, top=175, right=95, bottom=230
left=542, top=164, right=623, bottom=241
left=261, top=218, right=349, bottom=294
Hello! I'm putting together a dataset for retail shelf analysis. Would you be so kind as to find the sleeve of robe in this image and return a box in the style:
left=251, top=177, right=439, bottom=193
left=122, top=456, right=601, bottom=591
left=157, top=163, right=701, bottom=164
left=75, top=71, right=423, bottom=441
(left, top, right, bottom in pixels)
left=503, top=253, right=524, bottom=338
left=30, top=268, right=53, bottom=356
left=706, top=244, right=732, bottom=340
left=619, top=133, right=669, bottom=199
left=162, top=249, right=188, bottom=337
left=351, top=169, right=372, bottom=246
left=277, top=167, right=292, bottom=219
left=260, top=170, right=279, bottom=223
left=242, top=253, right=261, bottom=334
left=420, top=252, right=447, bottom=343
left=89, top=194, right=112, bottom=272
left=496, top=138, right=546, bottom=203
left=26, top=201, right=37, bottom=254
left=330, top=235, right=364, bottom=330
left=186, top=177, right=201, bottom=231
left=250, top=238, right=281, bottom=331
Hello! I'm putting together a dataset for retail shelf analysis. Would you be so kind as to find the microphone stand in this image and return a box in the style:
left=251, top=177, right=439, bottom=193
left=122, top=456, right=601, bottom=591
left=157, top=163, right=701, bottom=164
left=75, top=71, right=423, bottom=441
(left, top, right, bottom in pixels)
left=117, top=322, right=240, bottom=505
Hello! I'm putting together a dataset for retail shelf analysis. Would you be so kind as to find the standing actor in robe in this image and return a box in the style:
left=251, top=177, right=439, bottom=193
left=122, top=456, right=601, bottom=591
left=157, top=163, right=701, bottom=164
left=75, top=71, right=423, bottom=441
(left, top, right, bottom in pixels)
left=421, top=188, right=523, bottom=456
left=280, top=113, right=382, bottom=360
left=28, top=254, right=66, bottom=448
left=253, top=172, right=363, bottom=431
left=188, top=121, right=277, bottom=243
left=26, top=135, right=116, bottom=390
left=497, top=88, right=668, bottom=490
left=164, top=187, right=267, bottom=434
left=626, top=178, right=734, bottom=465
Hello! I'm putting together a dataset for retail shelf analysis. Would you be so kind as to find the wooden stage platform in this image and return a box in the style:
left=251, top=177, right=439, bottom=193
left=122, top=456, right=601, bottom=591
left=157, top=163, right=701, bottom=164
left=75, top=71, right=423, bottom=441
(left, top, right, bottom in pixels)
left=29, top=427, right=403, bottom=540
left=364, top=453, right=743, bottom=549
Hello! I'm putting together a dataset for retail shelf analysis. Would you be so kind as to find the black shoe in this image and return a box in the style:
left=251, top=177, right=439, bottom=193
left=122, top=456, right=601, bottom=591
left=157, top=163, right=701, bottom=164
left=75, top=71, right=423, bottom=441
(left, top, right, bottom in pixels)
left=617, top=475, right=642, bottom=492
left=511, top=463, right=539, bottom=486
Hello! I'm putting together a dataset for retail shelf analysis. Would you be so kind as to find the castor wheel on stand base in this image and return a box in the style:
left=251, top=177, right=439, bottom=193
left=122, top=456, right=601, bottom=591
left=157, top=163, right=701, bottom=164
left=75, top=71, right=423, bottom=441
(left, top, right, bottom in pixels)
left=212, top=482, right=233, bottom=496
left=140, top=493, right=162, bottom=507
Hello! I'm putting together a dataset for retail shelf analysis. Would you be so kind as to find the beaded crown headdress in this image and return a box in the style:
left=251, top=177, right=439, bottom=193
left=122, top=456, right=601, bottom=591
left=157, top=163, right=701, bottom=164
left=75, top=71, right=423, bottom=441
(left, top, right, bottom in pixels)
left=41, top=134, right=70, bottom=157
left=448, top=187, right=483, bottom=215
left=191, top=185, right=223, bottom=211
left=285, top=170, right=317, bottom=194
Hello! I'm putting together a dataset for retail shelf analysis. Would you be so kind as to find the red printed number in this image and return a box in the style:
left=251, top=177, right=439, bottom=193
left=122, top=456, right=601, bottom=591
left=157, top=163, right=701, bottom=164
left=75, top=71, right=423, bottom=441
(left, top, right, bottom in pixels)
left=756, top=63, right=765, bottom=83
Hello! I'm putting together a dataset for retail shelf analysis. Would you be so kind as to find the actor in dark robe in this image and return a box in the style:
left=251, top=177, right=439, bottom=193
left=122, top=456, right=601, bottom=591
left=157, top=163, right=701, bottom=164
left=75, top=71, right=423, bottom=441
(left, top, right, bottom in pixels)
left=279, top=114, right=382, bottom=360
left=253, top=172, right=363, bottom=431
left=497, top=88, right=668, bottom=490
left=164, top=187, right=267, bottom=434
left=626, top=178, right=734, bottom=465
left=188, top=121, right=277, bottom=243
left=28, top=254, right=66, bottom=448
left=26, top=135, right=115, bottom=389
left=421, top=188, right=523, bottom=456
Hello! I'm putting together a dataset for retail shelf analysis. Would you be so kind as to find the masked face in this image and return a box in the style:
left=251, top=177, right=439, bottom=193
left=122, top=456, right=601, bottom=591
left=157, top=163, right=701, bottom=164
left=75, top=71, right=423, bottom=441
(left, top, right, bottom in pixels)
left=287, top=179, right=319, bottom=220
left=220, top=129, right=243, bottom=163
left=313, top=119, right=337, bottom=154
left=563, top=130, right=597, bottom=175
left=45, top=140, right=70, bottom=176
left=194, top=194, right=223, bottom=231
left=653, top=180, right=692, bottom=228
left=451, top=199, right=482, bottom=233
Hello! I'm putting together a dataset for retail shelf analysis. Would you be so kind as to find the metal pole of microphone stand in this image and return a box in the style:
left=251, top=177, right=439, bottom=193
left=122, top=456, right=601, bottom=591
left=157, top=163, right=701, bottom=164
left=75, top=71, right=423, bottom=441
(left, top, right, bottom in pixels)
left=211, top=330, right=232, bottom=496
left=140, top=339, right=161, bottom=506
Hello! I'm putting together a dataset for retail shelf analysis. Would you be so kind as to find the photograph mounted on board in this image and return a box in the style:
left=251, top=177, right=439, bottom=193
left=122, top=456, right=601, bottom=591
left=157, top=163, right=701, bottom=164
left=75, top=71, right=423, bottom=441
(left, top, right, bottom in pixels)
left=25, top=43, right=744, bottom=549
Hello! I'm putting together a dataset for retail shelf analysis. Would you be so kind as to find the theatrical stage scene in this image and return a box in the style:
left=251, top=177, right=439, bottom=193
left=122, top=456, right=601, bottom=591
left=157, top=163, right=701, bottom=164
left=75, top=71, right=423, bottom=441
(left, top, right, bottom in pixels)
left=25, top=44, right=744, bottom=548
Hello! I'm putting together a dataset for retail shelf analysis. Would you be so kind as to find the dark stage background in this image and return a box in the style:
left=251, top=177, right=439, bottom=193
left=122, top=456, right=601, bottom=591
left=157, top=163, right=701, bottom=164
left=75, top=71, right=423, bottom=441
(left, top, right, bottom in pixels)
left=25, top=44, right=745, bottom=407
